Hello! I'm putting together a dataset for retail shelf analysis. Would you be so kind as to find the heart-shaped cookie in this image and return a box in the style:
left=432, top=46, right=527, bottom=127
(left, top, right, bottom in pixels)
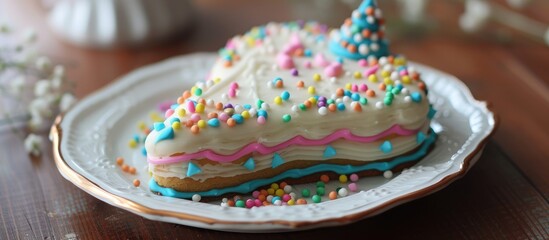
left=145, top=0, right=436, bottom=200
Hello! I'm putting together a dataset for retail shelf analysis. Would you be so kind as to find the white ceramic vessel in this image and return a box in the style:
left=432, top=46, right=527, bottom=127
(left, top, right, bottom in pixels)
left=50, top=53, right=496, bottom=232
left=48, top=0, right=193, bottom=49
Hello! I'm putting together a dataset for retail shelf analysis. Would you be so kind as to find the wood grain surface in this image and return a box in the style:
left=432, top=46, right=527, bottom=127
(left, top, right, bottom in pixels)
left=1, top=0, right=548, bottom=239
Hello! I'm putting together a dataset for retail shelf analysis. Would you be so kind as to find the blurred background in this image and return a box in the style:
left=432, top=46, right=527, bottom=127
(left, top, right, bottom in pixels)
left=0, top=0, right=548, bottom=194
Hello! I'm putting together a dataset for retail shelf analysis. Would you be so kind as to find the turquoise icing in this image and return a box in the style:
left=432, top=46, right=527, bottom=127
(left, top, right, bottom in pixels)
left=153, top=122, right=165, bottom=131
left=323, top=145, right=337, bottom=159
left=186, top=162, right=202, bottom=177
left=243, top=157, right=255, bottom=171
left=379, top=140, right=392, bottom=153
left=149, top=129, right=437, bottom=199
left=416, top=132, right=425, bottom=144
left=272, top=153, right=284, bottom=168
left=154, top=126, right=174, bottom=143
left=428, top=105, right=437, bottom=119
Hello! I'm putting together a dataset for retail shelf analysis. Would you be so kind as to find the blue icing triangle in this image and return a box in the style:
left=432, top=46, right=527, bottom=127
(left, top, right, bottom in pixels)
left=243, top=158, right=255, bottom=171
left=323, top=145, right=337, bottom=159
left=153, top=122, right=165, bottom=131
left=187, top=162, right=202, bottom=177
left=155, top=126, right=174, bottom=143
left=272, top=153, right=284, bottom=168
left=428, top=105, right=437, bottom=119
left=417, top=132, right=426, bottom=144
left=380, top=140, right=392, bottom=153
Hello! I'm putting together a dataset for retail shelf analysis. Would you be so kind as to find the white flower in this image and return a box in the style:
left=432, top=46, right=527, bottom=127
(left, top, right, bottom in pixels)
left=53, top=65, right=65, bottom=78
left=28, top=114, right=44, bottom=132
left=51, top=76, right=63, bottom=90
left=29, top=98, right=53, bottom=119
left=59, top=93, right=77, bottom=112
left=9, top=76, right=26, bottom=95
left=24, top=134, right=43, bottom=156
left=35, top=56, right=51, bottom=71
left=34, top=79, right=51, bottom=97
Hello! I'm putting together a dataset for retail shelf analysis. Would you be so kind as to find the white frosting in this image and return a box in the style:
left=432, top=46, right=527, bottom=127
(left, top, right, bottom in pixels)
left=150, top=125, right=429, bottom=182
left=145, top=22, right=430, bottom=159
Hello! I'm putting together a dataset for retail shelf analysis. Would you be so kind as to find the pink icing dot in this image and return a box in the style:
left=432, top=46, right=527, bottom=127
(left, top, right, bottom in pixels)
left=277, top=53, right=295, bottom=69
left=190, top=113, right=201, bottom=122
left=164, top=109, right=174, bottom=118
left=358, top=59, right=368, bottom=67
left=324, top=63, right=343, bottom=77
left=186, top=101, right=195, bottom=113
left=348, top=183, right=358, bottom=192
left=257, top=116, right=266, bottom=125
left=351, top=84, right=358, bottom=92
left=228, top=88, right=236, bottom=98
left=314, top=53, right=330, bottom=67
left=218, top=113, right=229, bottom=121
left=400, top=70, right=409, bottom=76
left=230, top=82, right=239, bottom=89
left=245, top=199, right=255, bottom=208
left=359, top=84, right=368, bottom=92
left=254, top=199, right=263, bottom=207
left=304, top=61, right=312, bottom=69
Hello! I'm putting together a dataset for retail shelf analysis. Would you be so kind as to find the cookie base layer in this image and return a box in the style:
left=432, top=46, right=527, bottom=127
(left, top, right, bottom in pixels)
left=148, top=129, right=437, bottom=199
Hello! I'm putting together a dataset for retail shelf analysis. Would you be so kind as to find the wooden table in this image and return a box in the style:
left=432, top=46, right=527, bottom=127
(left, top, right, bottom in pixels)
left=1, top=0, right=548, bottom=239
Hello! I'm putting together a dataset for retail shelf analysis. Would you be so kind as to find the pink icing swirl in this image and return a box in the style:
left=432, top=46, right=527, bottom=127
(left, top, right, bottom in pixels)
left=148, top=125, right=420, bottom=164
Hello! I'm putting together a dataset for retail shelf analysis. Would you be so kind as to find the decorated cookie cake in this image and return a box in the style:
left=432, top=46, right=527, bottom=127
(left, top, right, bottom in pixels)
left=144, top=0, right=437, bottom=203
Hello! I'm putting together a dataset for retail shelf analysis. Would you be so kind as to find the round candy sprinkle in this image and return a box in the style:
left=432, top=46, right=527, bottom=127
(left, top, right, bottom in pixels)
left=308, top=86, right=316, bottom=95
left=257, top=116, right=266, bottom=125
left=316, top=181, right=325, bottom=187
left=320, top=174, right=330, bottom=183
left=116, top=157, right=124, bottom=166
left=287, top=199, right=295, bottom=205
left=329, top=191, right=337, bottom=200
left=318, top=107, right=328, bottom=116
left=316, top=187, right=325, bottom=196
left=339, top=175, right=348, bottom=183
left=302, top=188, right=311, bottom=197
left=235, top=200, right=245, bottom=208
left=313, top=73, right=321, bottom=82
left=271, top=183, right=279, bottom=190
left=312, top=195, right=321, bottom=203
left=254, top=199, right=263, bottom=207
left=282, top=114, right=291, bottom=122
left=194, top=88, right=202, bottom=96
left=252, top=191, right=260, bottom=198
left=274, top=96, right=283, bottom=105
left=348, top=183, right=358, bottom=192
left=245, top=199, right=254, bottom=208
left=241, top=111, right=250, bottom=119
left=281, top=91, right=290, bottom=101
left=282, top=194, right=291, bottom=202
left=197, top=120, right=206, bottom=128
left=192, top=194, right=201, bottom=202
left=190, top=125, right=200, bottom=134
left=291, top=68, right=299, bottom=76
left=366, top=89, right=376, bottom=97
left=338, top=188, right=348, bottom=197
left=296, top=80, right=305, bottom=88
left=337, top=103, right=346, bottom=111
left=383, top=170, right=393, bottom=179
left=227, top=200, right=235, bottom=207
left=296, top=199, right=307, bottom=205
left=271, top=196, right=281, bottom=204
left=133, top=179, right=140, bottom=187
left=275, top=189, right=285, bottom=197
left=350, top=173, right=359, bottom=182
left=226, top=118, right=236, bottom=127
left=283, top=185, right=292, bottom=193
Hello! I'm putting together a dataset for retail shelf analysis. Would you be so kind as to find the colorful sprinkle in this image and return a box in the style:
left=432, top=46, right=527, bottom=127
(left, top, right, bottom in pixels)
left=282, top=114, right=292, bottom=122
left=380, top=140, right=393, bottom=153
left=187, top=162, right=202, bottom=177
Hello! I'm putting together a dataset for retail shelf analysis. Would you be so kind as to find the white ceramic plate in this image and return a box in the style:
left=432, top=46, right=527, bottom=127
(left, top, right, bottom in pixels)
left=51, top=53, right=496, bottom=233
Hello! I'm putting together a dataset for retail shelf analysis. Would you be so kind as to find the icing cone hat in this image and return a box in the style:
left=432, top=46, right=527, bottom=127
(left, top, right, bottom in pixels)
left=329, top=0, right=390, bottom=60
